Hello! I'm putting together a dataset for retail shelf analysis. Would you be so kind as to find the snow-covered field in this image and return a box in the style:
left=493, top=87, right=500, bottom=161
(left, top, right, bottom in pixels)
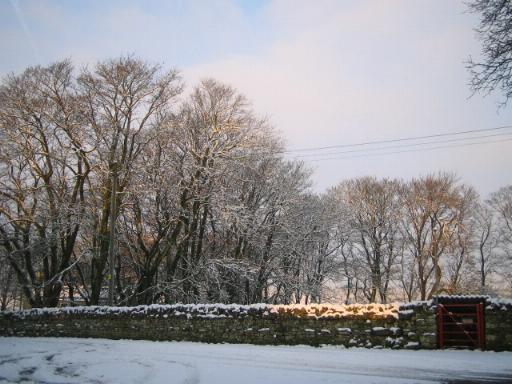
left=1, top=338, right=511, bottom=384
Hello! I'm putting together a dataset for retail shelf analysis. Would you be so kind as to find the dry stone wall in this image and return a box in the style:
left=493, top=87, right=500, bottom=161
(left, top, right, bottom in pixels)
left=2, top=298, right=510, bottom=349
left=0, top=302, right=438, bottom=349
left=485, top=299, right=512, bottom=351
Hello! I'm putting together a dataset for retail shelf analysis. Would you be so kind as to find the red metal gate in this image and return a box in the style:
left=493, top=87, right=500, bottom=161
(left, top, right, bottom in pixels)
left=437, top=303, right=485, bottom=349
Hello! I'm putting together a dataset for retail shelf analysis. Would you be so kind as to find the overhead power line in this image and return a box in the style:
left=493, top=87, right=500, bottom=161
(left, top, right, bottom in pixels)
left=283, top=124, right=512, bottom=154
left=306, top=137, right=512, bottom=162
left=292, top=131, right=512, bottom=158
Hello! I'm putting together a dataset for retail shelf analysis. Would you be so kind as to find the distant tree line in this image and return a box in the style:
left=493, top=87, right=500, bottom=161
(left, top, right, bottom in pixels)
left=0, top=57, right=511, bottom=309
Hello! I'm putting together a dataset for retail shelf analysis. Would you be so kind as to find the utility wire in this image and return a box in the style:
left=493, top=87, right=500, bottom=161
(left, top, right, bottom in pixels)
left=292, top=131, right=512, bottom=158
left=306, top=137, right=512, bottom=162
left=283, top=124, right=512, bottom=154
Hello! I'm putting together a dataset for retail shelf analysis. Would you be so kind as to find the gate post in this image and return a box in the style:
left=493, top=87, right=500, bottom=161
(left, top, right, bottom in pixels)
left=477, top=303, right=485, bottom=350
left=437, top=304, right=444, bottom=349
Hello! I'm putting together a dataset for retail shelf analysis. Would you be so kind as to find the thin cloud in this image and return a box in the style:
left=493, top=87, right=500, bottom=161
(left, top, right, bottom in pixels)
left=8, top=0, right=41, bottom=63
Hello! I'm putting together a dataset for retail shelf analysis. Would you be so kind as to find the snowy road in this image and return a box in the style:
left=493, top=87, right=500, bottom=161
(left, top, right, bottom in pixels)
left=0, top=338, right=511, bottom=384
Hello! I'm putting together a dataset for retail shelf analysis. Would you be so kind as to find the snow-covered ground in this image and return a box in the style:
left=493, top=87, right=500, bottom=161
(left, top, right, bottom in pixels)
left=1, top=338, right=511, bottom=384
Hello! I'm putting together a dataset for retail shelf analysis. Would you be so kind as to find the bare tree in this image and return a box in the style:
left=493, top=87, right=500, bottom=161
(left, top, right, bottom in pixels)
left=328, top=177, right=403, bottom=303
left=488, top=186, right=512, bottom=242
left=109, top=79, right=283, bottom=305
left=488, top=185, right=512, bottom=291
left=398, top=248, right=417, bottom=302
left=162, top=79, right=273, bottom=303
left=472, top=201, right=502, bottom=292
left=0, top=250, right=17, bottom=310
left=77, top=56, right=182, bottom=305
left=444, top=195, right=478, bottom=295
left=0, top=61, right=90, bottom=307
left=401, top=173, right=477, bottom=300
left=216, top=157, right=312, bottom=304
left=467, top=0, right=512, bottom=104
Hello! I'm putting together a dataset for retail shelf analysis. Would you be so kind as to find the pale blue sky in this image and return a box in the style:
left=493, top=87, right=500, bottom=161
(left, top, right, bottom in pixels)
left=1, top=0, right=274, bottom=70
left=1, top=0, right=512, bottom=196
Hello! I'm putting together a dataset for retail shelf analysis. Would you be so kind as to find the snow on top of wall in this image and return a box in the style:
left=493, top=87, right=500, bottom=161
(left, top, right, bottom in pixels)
left=4, top=297, right=510, bottom=320
left=270, top=303, right=399, bottom=319
left=1, top=302, right=401, bottom=320
left=1, top=303, right=268, bottom=320
left=398, top=301, right=434, bottom=311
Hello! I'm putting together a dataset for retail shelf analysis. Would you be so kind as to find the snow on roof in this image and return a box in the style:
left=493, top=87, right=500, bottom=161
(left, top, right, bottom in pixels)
left=399, top=296, right=512, bottom=311
left=486, top=297, right=512, bottom=310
